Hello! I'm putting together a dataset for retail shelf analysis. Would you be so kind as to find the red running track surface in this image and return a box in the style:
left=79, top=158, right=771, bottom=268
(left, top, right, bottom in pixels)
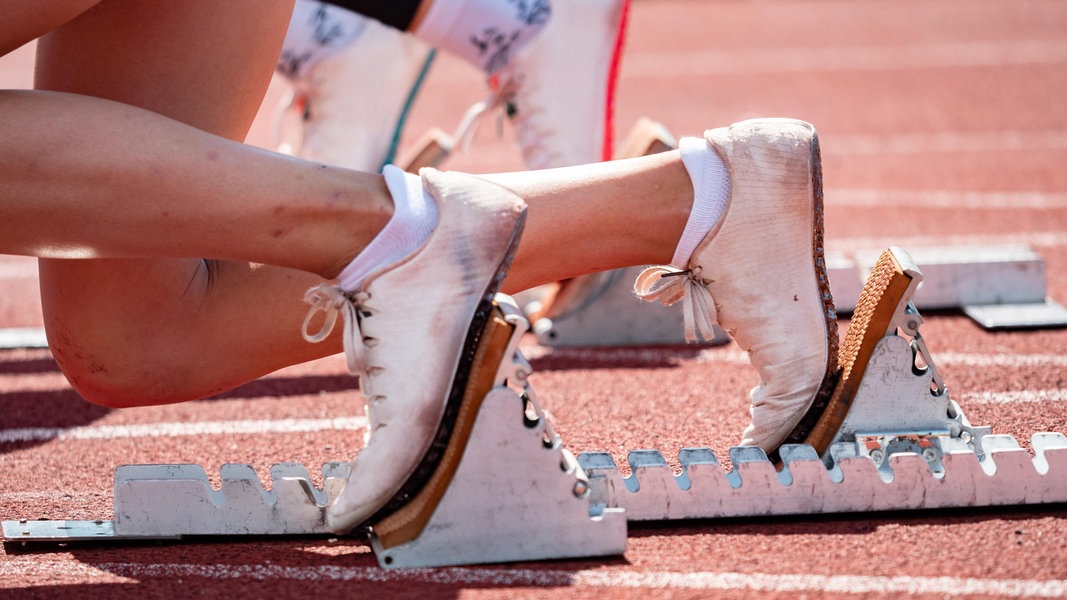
left=2, top=1, right=1066, bottom=598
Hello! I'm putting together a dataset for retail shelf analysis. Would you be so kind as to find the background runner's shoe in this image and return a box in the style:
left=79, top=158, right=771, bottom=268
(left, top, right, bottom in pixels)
left=277, top=5, right=434, bottom=172
left=636, top=119, right=839, bottom=452
left=480, top=0, right=631, bottom=318
left=495, top=0, right=631, bottom=169
left=302, top=170, right=526, bottom=534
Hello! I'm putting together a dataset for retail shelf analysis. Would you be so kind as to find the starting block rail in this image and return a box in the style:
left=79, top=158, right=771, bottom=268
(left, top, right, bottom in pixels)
left=4, top=248, right=1066, bottom=569
left=580, top=434, right=1067, bottom=522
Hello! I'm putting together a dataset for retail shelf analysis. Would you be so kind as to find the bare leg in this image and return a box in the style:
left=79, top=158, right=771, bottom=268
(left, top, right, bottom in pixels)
left=6, top=0, right=692, bottom=409
left=29, top=0, right=384, bottom=406
left=486, top=152, right=692, bottom=294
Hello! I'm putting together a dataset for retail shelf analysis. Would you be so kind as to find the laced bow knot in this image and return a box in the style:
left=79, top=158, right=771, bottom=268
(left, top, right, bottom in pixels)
left=301, top=283, right=372, bottom=379
left=634, top=265, right=719, bottom=343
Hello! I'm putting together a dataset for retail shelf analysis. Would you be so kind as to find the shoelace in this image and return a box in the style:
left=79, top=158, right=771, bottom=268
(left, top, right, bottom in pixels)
left=446, top=72, right=517, bottom=153
left=273, top=88, right=310, bottom=157
left=633, top=265, right=719, bottom=343
left=446, top=72, right=557, bottom=170
left=301, top=283, right=370, bottom=380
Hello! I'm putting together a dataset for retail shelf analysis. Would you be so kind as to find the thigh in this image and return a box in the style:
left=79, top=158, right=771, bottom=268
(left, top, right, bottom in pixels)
left=32, top=1, right=339, bottom=407
left=34, top=0, right=295, bottom=140
left=0, top=0, right=99, bottom=56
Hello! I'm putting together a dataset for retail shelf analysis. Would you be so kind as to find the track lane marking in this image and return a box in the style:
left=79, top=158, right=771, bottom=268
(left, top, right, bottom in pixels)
left=830, top=129, right=1067, bottom=155
left=833, top=231, right=1067, bottom=250
left=2, top=385, right=1062, bottom=445
left=828, top=189, right=1067, bottom=209
left=625, top=39, right=1067, bottom=77
left=963, top=389, right=1067, bottom=404
left=0, top=262, right=38, bottom=280
left=0, top=416, right=368, bottom=444
left=526, top=346, right=1067, bottom=369
left=1, top=559, right=1065, bottom=597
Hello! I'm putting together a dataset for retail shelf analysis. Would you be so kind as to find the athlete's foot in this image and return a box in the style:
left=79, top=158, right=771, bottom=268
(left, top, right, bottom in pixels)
left=302, top=169, right=526, bottom=533
left=636, top=119, right=839, bottom=452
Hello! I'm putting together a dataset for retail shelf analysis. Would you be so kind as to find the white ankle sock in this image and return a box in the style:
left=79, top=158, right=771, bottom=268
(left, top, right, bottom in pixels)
left=337, top=165, right=439, bottom=292
left=413, top=0, right=551, bottom=73
left=670, top=136, right=731, bottom=269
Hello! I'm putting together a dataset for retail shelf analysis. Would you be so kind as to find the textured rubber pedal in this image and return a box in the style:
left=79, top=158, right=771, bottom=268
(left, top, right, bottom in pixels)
left=401, top=127, right=453, bottom=172
left=615, top=117, right=677, bottom=159
left=803, top=248, right=915, bottom=456
left=371, top=303, right=516, bottom=549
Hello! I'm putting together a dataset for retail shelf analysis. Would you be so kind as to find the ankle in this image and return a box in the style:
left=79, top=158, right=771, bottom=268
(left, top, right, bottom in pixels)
left=308, top=174, right=391, bottom=281
left=670, top=136, right=729, bottom=268
left=335, top=166, right=438, bottom=291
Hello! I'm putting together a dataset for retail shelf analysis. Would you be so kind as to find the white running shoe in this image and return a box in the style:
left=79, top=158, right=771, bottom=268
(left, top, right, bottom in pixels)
left=460, top=0, right=630, bottom=321
left=500, top=0, right=629, bottom=168
left=302, top=170, right=526, bottom=534
left=276, top=3, right=434, bottom=172
left=635, top=119, right=840, bottom=453
left=449, top=0, right=630, bottom=170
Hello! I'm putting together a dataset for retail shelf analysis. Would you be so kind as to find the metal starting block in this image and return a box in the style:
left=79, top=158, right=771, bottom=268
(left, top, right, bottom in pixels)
left=531, top=266, right=730, bottom=347
left=5, top=248, right=1067, bottom=568
left=581, top=247, right=1067, bottom=519
left=830, top=244, right=1067, bottom=330
left=3, top=296, right=627, bottom=569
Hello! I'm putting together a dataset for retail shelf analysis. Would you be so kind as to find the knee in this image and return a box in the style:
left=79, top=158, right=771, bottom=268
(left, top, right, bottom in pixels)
left=38, top=259, right=221, bottom=408
left=47, top=335, right=189, bottom=409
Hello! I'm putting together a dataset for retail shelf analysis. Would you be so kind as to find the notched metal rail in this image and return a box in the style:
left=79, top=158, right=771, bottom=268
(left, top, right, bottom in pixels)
left=3, top=462, right=351, bottom=542
left=580, top=433, right=1067, bottom=521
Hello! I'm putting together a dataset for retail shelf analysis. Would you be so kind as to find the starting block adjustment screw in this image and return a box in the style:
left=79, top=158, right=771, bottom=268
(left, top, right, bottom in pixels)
left=870, top=449, right=885, bottom=465
left=922, top=447, right=939, bottom=463
left=573, top=480, right=589, bottom=498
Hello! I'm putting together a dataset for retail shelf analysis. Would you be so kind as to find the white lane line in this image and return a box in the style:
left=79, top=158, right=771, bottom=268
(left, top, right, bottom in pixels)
left=833, top=231, right=1067, bottom=251
left=0, top=416, right=367, bottom=444
left=936, top=353, right=1067, bottom=369
left=1, top=560, right=1064, bottom=598
left=0, top=261, right=38, bottom=280
left=0, top=327, right=47, bottom=349
left=828, top=189, right=1067, bottom=210
left=625, top=39, right=1067, bottom=77
left=529, top=347, right=1067, bottom=370
left=5, top=350, right=1066, bottom=391
left=0, top=387, right=1060, bottom=445
left=0, top=371, right=67, bottom=392
left=962, top=389, right=1067, bottom=405
left=3, top=238, right=1065, bottom=302
left=830, top=129, right=1067, bottom=155
left=0, top=490, right=103, bottom=503
left=0, top=560, right=133, bottom=584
